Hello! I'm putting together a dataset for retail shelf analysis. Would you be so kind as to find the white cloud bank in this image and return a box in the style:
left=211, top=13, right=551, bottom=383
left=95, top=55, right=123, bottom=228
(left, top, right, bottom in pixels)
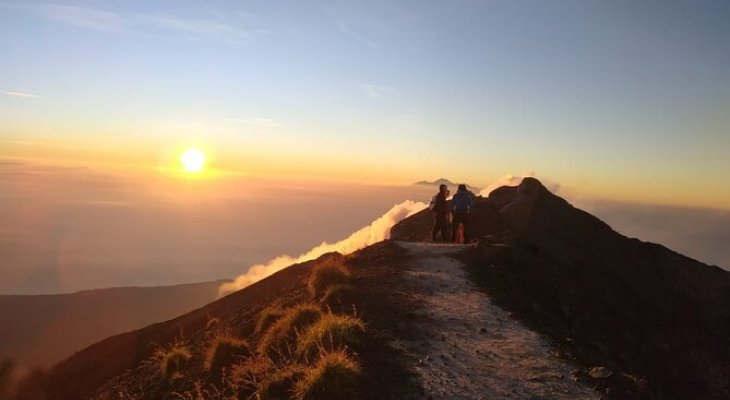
left=219, top=199, right=426, bottom=295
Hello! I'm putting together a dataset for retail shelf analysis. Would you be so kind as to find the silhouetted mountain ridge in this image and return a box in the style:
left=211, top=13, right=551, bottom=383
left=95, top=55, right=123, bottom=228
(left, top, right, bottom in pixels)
left=396, top=177, right=730, bottom=399
left=0, top=280, right=228, bottom=368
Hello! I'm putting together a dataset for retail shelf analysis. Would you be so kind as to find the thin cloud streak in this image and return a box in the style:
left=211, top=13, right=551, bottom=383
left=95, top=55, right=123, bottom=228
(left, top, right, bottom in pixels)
left=336, top=20, right=379, bottom=50
left=25, top=4, right=125, bottom=32
left=11, top=3, right=264, bottom=44
left=139, top=14, right=266, bottom=44
left=2, top=91, right=42, bottom=99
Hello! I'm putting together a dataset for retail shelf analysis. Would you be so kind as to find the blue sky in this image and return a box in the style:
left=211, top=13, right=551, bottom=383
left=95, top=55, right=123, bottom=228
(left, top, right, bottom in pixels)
left=1, top=0, right=729, bottom=206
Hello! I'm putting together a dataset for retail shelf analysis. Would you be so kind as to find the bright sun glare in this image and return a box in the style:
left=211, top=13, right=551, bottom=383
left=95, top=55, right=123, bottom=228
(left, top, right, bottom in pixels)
left=180, top=149, right=206, bottom=174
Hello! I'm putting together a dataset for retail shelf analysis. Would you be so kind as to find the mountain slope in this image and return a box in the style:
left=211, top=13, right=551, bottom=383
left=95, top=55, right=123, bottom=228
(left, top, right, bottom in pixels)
left=33, top=240, right=602, bottom=400
left=393, top=178, right=730, bottom=398
left=0, top=281, right=227, bottom=368
left=456, top=178, right=729, bottom=399
left=27, top=248, right=421, bottom=400
left=41, top=255, right=341, bottom=399
left=15, top=177, right=730, bottom=400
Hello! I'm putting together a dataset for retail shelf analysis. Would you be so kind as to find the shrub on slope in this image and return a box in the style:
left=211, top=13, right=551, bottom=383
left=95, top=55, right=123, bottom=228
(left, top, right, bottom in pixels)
left=259, top=304, right=323, bottom=359
left=308, top=262, right=350, bottom=298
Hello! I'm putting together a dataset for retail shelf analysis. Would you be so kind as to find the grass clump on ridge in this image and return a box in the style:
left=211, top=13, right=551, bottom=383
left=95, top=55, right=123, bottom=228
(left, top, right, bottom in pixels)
left=258, top=304, right=323, bottom=359
left=294, top=349, right=361, bottom=400
left=206, top=316, right=220, bottom=330
left=296, top=313, right=365, bottom=361
left=308, top=262, right=350, bottom=298
left=321, top=283, right=359, bottom=311
left=255, top=305, right=286, bottom=334
left=258, top=364, right=306, bottom=400
left=228, top=357, right=276, bottom=398
left=155, top=341, right=192, bottom=380
left=205, top=335, right=251, bottom=379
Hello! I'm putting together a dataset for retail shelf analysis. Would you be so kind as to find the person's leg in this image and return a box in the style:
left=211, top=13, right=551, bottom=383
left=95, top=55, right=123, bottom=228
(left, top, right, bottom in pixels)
left=451, top=213, right=463, bottom=242
left=441, top=220, right=449, bottom=243
left=463, top=214, right=470, bottom=242
left=450, top=215, right=458, bottom=243
left=433, top=215, right=447, bottom=242
left=432, top=218, right=439, bottom=242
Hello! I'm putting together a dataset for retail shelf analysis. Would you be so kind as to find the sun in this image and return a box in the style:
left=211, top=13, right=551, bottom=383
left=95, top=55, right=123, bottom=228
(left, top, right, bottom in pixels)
left=180, top=148, right=206, bottom=174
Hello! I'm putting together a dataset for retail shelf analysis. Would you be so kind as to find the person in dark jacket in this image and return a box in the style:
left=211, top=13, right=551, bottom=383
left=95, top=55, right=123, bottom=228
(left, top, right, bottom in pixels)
left=430, top=184, right=450, bottom=242
left=451, top=184, right=473, bottom=243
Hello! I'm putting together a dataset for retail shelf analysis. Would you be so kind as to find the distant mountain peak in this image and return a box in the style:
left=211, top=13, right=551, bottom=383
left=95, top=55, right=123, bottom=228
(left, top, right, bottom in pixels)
left=414, top=178, right=454, bottom=186
left=414, top=178, right=481, bottom=192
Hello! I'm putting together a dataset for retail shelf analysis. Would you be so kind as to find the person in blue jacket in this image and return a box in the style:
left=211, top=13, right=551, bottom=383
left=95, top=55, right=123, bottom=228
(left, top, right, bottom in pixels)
left=451, top=184, right=473, bottom=243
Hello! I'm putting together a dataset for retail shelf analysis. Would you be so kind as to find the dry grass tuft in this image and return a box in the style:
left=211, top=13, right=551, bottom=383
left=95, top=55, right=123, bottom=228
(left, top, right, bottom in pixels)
left=321, top=284, right=359, bottom=311
left=308, top=262, right=350, bottom=298
left=258, top=364, right=305, bottom=400
left=156, top=341, right=192, bottom=380
left=228, top=357, right=275, bottom=398
left=294, top=349, right=361, bottom=400
left=205, top=335, right=250, bottom=379
left=255, top=305, right=286, bottom=335
left=171, top=381, right=231, bottom=400
left=296, top=313, right=365, bottom=361
left=258, top=304, right=323, bottom=359
left=206, top=317, right=220, bottom=330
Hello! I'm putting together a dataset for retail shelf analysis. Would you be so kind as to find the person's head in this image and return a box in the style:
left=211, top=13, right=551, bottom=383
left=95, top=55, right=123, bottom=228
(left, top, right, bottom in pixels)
left=458, top=184, right=467, bottom=191
left=439, top=184, right=448, bottom=194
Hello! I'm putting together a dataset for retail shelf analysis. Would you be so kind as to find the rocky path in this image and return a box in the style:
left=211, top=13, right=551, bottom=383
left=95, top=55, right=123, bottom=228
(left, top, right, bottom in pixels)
left=394, top=241, right=599, bottom=400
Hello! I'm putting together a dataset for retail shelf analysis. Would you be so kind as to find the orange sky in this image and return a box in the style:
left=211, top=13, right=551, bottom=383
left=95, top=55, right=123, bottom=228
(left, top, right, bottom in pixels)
left=2, top=137, right=728, bottom=210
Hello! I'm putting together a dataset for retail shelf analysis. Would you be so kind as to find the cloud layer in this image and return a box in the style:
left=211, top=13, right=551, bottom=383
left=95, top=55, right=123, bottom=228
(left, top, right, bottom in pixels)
left=219, top=199, right=426, bottom=295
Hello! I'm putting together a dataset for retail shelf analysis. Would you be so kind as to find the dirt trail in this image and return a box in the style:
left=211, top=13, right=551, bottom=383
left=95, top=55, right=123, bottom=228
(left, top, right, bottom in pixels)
left=395, top=241, right=598, bottom=400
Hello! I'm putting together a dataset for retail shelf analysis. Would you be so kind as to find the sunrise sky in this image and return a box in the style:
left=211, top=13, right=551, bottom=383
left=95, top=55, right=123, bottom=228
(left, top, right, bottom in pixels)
left=2, top=1, right=730, bottom=294
left=1, top=0, right=728, bottom=208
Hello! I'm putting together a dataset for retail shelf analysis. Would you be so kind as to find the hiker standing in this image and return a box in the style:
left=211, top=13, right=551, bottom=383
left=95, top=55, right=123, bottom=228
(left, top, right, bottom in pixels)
left=451, top=184, right=473, bottom=243
left=430, top=184, right=450, bottom=242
